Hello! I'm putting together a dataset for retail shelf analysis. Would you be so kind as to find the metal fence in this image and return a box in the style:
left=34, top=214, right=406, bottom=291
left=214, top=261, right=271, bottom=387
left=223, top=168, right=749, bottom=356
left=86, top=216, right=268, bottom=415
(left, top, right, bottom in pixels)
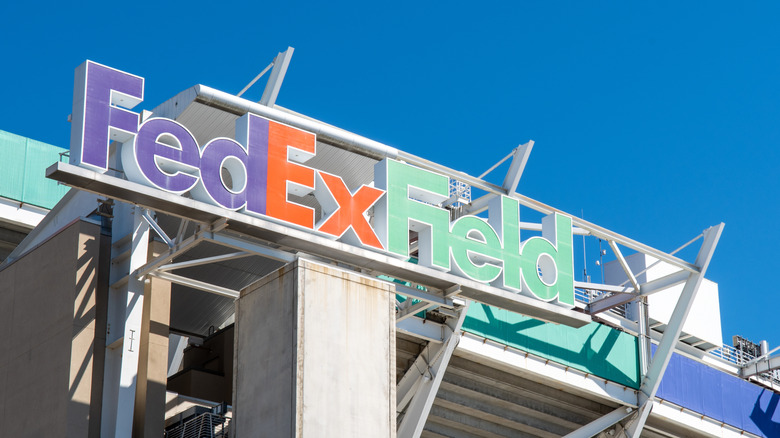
left=164, top=412, right=231, bottom=438
left=708, top=343, right=780, bottom=386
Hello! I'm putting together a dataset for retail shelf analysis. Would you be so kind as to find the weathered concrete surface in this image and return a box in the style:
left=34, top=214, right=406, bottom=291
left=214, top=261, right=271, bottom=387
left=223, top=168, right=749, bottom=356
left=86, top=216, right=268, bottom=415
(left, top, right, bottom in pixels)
left=234, top=259, right=396, bottom=438
left=0, top=220, right=107, bottom=437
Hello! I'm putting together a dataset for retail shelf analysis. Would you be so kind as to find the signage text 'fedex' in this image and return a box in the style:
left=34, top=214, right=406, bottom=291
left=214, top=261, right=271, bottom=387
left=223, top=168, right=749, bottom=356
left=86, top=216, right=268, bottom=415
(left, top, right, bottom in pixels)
left=70, top=60, right=574, bottom=307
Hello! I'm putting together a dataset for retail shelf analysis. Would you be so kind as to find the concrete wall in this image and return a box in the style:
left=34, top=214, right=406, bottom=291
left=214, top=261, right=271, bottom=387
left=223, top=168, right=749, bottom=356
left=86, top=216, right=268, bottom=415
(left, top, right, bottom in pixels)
left=233, top=259, right=396, bottom=438
left=0, top=219, right=108, bottom=437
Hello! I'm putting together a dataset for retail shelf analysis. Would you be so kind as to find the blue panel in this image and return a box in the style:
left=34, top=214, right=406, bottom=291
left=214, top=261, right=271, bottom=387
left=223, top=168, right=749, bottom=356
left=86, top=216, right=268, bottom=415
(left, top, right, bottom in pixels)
left=656, top=349, right=780, bottom=437
left=700, top=365, right=724, bottom=423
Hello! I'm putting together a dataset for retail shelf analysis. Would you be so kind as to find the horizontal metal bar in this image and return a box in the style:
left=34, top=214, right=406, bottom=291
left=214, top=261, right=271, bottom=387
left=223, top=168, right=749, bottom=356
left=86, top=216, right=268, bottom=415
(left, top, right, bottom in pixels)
left=586, top=292, right=637, bottom=315
left=639, top=270, right=689, bottom=296
left=397, top=317, right=444, bottom=343
left=397, top=301, right=438, bottom=322
left=135, top=233, right=205, bottom=279
left=148, top=271, right=240, bottom=299
left=575, top=281, right=635, bottom=294
left=396, top=284, right=454, bottom=308
left=158, top=251, right=251, bottom=272
left=205, top=232, right=296, bottom=263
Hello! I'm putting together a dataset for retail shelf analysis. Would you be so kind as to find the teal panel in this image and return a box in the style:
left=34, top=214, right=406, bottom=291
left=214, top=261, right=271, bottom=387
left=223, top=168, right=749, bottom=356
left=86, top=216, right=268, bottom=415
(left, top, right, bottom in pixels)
left=0, top=130, right=68, bottom=209
left=463, top=303, right=641, bottom=388
left=22, top=137, right=69, bottom=208
left=0, top=130, right=28, bottom=202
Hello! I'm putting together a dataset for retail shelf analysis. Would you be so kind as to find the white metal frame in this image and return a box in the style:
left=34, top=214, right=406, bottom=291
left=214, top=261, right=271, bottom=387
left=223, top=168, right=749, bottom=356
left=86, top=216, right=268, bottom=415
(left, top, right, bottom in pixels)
left=45, top=70, right=732, bottom=437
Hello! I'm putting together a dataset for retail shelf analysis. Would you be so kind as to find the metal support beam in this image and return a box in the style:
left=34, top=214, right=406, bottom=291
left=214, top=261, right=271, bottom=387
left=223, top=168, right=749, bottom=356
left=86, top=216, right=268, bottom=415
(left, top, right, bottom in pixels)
left=637, top=297, right=651, bottom=377
left=174, top=218, right=190, bottom=244
left=259, top=47, right=294, bottom=107
left=102, top=204, right=150, bottom=438
left=741, top=354, right=780, bottom=378
left=205, top=232, right=296, bottom=263
left=397, top=301, right=438, bottom=322
left=134, top=231, right=205, bottom=279
left=397, top=343, right=448, bottom=413
left=397, top=284, right=455, bottom=308
left=586, top=292, right=637, bottom=315
left=502, top=141, right=534, bottom=196
left=397, top=317, right=445, bottom=343
left=157, top=251, right=251, bottom=272
left=562, top=406, right=634, bottom=438
left=148, top=271, right=240, bottom=298
left=397, top=302, right=470, bottom=438
left=576, top=281, right=634, bottom=294
left=626, top=223, right=724, bottom=438
left=237, top=61, right=274, bottom=98
left=608, top=240, right=640, bottom=292
left=141, top=209, right=174, bottom=248
left=638, top=270, right=688, bottom=296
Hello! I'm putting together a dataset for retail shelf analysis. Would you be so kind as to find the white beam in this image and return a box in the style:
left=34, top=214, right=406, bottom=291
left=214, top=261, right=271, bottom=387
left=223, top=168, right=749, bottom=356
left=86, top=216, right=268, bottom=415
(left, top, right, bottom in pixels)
left=396, top=284, right=454, bottom=308
left=576, top=281, right=634, bottom=294
left=397, top=342, right=450, bottom=413
left=638, top=270, right=688, bottom=296
left=627, top=223, right=724, bottom=438
left=608, top=240, right=640, bottom=292
left=397, top=302, right=470, bottom=438
left=102, top=204, right=149, bottom=438
left=741, top=354, right=780, bottom=378
left=205, top=231, right=296, bottom=263
left=157, top=251, right=251, bottom=272
left=397, top=301, right=438, bottom=322
left=502, top=141, right=534, bottom=196
left=396, top=316, right=444, bottom=343
left=586, top=292, right=637, bottom=315
left=562, top=406, right=634, bottom=438
left=148, top=271, right=240, bottom=299
left=141, top=209, right=174, bottom=248
left=259, top=47, right=294, bottom=107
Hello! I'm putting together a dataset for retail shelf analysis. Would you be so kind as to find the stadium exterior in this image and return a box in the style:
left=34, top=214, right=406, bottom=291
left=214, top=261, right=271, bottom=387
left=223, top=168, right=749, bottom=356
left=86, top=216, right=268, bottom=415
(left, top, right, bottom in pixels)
left=0, top=53, right=779, bottom=437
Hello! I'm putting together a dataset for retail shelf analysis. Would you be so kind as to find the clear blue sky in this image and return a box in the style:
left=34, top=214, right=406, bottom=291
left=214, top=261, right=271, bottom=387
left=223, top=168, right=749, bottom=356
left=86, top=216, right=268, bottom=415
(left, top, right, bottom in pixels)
left=2, top=2, right=778, bottom=350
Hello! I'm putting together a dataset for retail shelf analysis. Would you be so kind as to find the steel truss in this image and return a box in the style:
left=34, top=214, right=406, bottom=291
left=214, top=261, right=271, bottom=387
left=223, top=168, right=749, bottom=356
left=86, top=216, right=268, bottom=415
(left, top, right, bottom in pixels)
left=49, top=113, right=728, bottom=437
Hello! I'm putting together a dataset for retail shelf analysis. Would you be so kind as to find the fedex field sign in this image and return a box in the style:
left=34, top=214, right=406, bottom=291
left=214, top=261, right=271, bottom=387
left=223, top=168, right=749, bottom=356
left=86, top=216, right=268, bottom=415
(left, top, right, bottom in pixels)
left=70, top=60, right=575, bottom=307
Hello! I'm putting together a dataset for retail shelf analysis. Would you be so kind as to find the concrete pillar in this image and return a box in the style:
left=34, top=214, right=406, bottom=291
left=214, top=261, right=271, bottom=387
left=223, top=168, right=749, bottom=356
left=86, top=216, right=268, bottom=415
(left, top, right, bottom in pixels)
left=133, top=241, right=172, bottom=438
left=234, top=259, right=396, bottom=438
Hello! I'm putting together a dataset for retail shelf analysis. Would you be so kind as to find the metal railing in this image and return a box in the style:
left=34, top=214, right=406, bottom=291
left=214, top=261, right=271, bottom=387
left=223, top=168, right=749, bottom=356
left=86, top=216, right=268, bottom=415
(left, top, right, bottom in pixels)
left=164, top=412, right=231, bottom=438
left=708, top=343, right=780, bottom=386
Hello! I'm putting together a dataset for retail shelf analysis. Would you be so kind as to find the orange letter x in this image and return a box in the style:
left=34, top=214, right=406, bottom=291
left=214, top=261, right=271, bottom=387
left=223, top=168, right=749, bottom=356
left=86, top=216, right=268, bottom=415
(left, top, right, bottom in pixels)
left=315, top=171, right=385, bottom=250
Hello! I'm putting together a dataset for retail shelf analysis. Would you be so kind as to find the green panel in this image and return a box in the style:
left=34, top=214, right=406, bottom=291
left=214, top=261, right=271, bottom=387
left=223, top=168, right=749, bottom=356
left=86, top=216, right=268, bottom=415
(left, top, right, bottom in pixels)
left=463, top=303, right=641, bottom=388
left=0, top=130, right=68, bottom=209
left=22, top=137, right=69, bottom=208
left=0, top=130, right=28, bottom=202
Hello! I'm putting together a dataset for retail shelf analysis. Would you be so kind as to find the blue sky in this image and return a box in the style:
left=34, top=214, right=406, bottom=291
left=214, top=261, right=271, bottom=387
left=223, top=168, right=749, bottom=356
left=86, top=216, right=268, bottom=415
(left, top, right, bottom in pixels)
left=2, top=2, right=778, bottom=349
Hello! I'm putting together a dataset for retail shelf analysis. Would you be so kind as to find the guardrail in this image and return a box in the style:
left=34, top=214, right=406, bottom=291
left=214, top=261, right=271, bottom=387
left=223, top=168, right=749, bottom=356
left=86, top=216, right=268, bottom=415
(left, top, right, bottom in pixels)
left=708, top=343, right=780, bottom=386
left=164, top=412, right=231, bottom=438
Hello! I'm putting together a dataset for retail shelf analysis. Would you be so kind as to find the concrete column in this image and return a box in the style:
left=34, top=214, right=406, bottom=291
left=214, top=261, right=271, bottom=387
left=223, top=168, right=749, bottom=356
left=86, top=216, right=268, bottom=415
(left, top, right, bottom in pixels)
left=234, top=259, right=396, bottom=438
left=133, top=241, right=172, bottom=438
